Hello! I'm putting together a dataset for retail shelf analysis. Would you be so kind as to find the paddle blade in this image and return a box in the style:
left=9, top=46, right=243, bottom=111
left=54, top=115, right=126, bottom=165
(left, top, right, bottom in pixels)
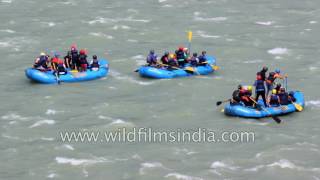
left=188, top=31, right=193, bottom=42
left=212, top=65, right=219, bottom=71
left=184, top=67, right=195, bottom=72
left=216, top=101, right=223, bottom=106
left=294, top=103, right=303, bottom=112
left=271, top=116, right=281, bottom=124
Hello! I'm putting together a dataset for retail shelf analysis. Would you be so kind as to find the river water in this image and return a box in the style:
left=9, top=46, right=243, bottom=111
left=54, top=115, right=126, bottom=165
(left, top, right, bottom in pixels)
left=0, top=0, right=320, bottom=179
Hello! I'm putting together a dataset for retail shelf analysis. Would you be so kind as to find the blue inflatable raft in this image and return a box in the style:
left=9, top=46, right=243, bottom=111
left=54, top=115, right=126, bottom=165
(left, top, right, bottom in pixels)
left=138, top=56, right=218, bottom=79
left=224, top=91, right=304, bottom=118
left=25, top=59, right=109, bottom=84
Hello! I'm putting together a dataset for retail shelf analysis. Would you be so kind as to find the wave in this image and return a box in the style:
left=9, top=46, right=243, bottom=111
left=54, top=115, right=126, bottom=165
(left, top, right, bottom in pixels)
left=139, top=162, right=166, bottom=175
left=110, top=69, right=154, bottom=86
left=255, top=21, right=274, bottom=26
left=164, top=173, right=203, bottom=180
left=306, top=100, right=320, bottom=108
left=88, top=32, right=113, bottom=39
left=267, top=48, right=289, bottom=55
left=55, top=156, right=110, bottom=166
left=29, top=119, right=55, bottom=128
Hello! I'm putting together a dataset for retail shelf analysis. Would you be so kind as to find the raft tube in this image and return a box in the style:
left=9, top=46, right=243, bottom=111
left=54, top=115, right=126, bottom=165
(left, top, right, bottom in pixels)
left=138, top=56, right=217, bottom=79
left=224, top=91, right=304, bottom=118
left=25, top=59, right=109, bottom=84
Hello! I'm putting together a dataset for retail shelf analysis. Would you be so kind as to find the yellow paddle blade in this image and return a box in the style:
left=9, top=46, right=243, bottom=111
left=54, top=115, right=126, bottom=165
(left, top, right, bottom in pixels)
left=70, top=70, right=78, bottom=73
left=212, top=65, right=220, bottom=71
left=294, top=103, right=303, bottom=112
left=221, top=109, right=225, bottom=113
left=185, top=67, right=195, bottom=72
left=188, top=31, right=192, bottom=42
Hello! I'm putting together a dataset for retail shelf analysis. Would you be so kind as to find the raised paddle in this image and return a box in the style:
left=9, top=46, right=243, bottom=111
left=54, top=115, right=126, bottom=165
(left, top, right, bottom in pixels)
left=216, top=99, right=231, bottom=106
left=249, top=97, right=281, bottom=124
left=187, top=31, right=192, bottom=54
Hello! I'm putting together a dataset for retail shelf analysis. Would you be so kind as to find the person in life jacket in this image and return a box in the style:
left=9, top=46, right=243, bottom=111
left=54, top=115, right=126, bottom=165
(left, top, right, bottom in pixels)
left=266, top=69, right=286, bottom=96
left=90, top=55, right=100, bottom=71
left=240, top=85, right=254, bottom=107
left=256, top=66, right=268, bottom=81
left=51, top=53, right=66, bottom=76
left=254, top=75, right=268, bottom=107
left=167, top=53, right=178, bottom=70
left=33, top=52, right=49, bottom=70
left=146, top=49, right=157, bottom=66
left=190, top=53, right=199, bottom=67
left=64, top=51, right=72, bottom=69
left=79, top=49, right=88, bottom=72
left=70, top=45, right=79, bottom=70
left=278, top=87, right=290, bottom=105
left=160, top=51, right=169, bottom=65
left=288, top=91, right=296, bottom=102
left=268, top=89, right=280, bottom=107
left=231, top=84, right=242, bottom=105
left=175, top=47, right=186, bottom=67
left=275, top=83, right=282, bottom=94
left=198, top=51, right=207, bottom=66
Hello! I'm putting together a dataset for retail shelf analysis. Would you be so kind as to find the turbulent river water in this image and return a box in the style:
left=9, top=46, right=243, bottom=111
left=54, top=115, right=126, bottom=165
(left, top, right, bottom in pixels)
left=0, top=0, right=320, bottom=179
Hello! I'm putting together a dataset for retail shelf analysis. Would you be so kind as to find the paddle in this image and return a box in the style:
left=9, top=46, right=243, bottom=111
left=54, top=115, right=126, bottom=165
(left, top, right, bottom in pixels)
left=292, top=101, right=303, bottom=112
left=249, top=97, right=281, bottom=123
left=216, top=99, right=231, bottom=106
left=187, top=31, right=192, bottom=55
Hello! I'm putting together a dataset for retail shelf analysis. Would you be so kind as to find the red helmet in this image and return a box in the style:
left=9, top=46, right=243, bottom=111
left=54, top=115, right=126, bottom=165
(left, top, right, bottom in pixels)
left=80, top=49, right=86, bottom=55
left=178, top=46, right=184, bottom=51
left=256, top=74, right=262, bottom=80
left=71, top=44, right=77, bottom=50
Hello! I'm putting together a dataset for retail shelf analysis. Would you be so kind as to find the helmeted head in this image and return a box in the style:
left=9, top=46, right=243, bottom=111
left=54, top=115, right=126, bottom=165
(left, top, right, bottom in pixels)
left=275, top=69, right=280, bottom=74
left=289, top=91, right=294, bottom=96
left=256, top=74, right=262, bottom=80
left=247, top=86, right=253, bottom=92
left=262, top=66, right=268, bottom=71
left=80, top=49, right=86, bottom=55
left=193, top=52, right=197, bottom=57
left=169, top=53, right=175, bottom=59
left=40, top=52, right=46, bottom=56
left=202, top=51, right=206, bottom=55
left=238, top=84, right=242, bottom=90
left=178, top=46, right=184, bottom=51
left=280, top=87, right=285, bottom=92
left=276, top=83, right=281, bottom=88
left=150, top=49, right=155, bottom=54
left=183, top=48, right=188, bottom=52
left=70, top=44, right=77, bottom=50
left=93, top=55, right=97, bottom=59
left=272, top=89, right=277, bottom=94
left=54, top=52, right=60, bottom=57
left=164, top=51, right=169, bottom=56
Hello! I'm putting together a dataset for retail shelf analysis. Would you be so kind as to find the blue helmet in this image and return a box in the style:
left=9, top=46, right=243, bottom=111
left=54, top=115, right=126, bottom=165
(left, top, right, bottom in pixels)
left=275, top=69, right=280, bottom=73
left=54, top=52, right=60, bottom=57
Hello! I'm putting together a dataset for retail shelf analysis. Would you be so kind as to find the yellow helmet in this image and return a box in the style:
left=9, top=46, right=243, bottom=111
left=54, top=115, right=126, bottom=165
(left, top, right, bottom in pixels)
left=40, top=52, right=46, bottom=56
left=272, top=89, right=277, bottom=94
left=247, top=86, right=253, bottom=91
left=169, top=53, right=175, bottom=59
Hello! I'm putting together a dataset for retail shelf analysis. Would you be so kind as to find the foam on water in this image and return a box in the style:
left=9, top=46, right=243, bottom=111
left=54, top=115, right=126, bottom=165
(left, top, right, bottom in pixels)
left=1, top=113, right=29, bottom=121
left=88, top=32, right=113, bottom=39
left=0, top=29, right=15, bottom=33
left=87, top=16, right=150, bottom=25
left=268, top=48, right=289, bottom=55
left=47, top=173, right=58, bottom=178
left=210, top=161, right=239, bottom=170
left=306, top=100, right=320, bottom=108
left=55, top=156, right=110, bottom=166
left=196, top=30, right=220, bottom=39
left=164, top=173, right=203, bottom=180
left=242, top=59, right=264, bottom=64
left=255, top=21, right=274, bottom=26
left=110, top=69, right=154, bottom=86
left=309, top=21, right=317, bottom=24
left=139, top=162, right=166, bottom=175
left=193, top=12, right=227, bottom=22
left=29, top=120, right=55, bottom=128
left=1, top=0, right=12, bottom=3
left=112, top=25, right=131, bottom=30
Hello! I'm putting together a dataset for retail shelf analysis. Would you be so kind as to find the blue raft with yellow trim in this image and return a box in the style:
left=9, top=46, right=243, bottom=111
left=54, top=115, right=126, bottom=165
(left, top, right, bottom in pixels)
left=25, top=59, right=109, bottom=84
left=138, top=56, right=218, bottom=79
left=224, top=91, right=304, bottom=118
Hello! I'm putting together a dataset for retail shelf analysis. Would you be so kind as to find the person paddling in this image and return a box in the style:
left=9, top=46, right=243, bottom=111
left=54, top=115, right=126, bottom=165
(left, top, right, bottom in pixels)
left=257, top=66, right=268, bottom=81
left=33, top=52, right=49, bottom=71
left=198, top=51, right=207, bottom=66
left=64, top=51, right=72, bottom=69
left=51, top=53, right=66, bottom=76
left=240, top=86, right=254, bottom=107
left=230, top=84, right=242, bottom=105
left=90, top=55, right=100, bottom=71
left=175, top=47, right=187, bottom=67
left=268, top=89, right=280, bottom=107
left=167, top=53, right=178, bottom=70
left=70, top=45, right=79, bottom=70
left=190, top=53, right=199, bottom=67
left=146, top=50, right=157, bottom=66
left=278, top=87, right=290, bottom=105
left=79, top=49, right=88, bottom=72
left=160, top=51, right=169, bottom=65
